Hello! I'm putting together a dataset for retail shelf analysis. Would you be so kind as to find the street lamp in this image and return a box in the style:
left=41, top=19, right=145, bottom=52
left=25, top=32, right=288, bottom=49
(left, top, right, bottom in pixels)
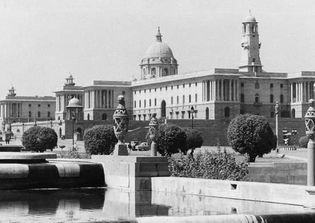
left=275, top=101, right=279, bottom=152
left=66, top=97, right=83, bottom=151
left=189, top=106, right=197, bottom=129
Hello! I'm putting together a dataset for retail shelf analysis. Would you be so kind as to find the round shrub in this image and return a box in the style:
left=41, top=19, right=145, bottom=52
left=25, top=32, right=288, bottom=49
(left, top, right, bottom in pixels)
left=84, top=125, right=117, bottom=155
left=227, top=114, right=276, bottom=162
left=299, top=136, right=309, bottom=148
left=22, top=126, right=58, bottom=152
left=184, top=128, right=203, bottom=155
left=168, top=150, right=248, bottom=181
left=156, top=124, right=187, bottom=156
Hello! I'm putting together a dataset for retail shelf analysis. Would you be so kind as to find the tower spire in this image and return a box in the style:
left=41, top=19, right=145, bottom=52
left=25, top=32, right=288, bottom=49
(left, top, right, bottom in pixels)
left=156, top=27, right=162, bottom=42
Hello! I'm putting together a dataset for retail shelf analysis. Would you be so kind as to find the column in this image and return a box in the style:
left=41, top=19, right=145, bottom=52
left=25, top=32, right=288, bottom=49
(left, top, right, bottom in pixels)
left=209, top=81, right=212, bottom=101
left=207, top=80, right=210, bottom=101
left=290, top=83, right=293, bottom=102
left=235, top=80, right=238, bottom=101
left=220, top=80, right=224, bottom=101
left=230, top=80, right=233, bottom=101
left=296, top=82, right=299, bottom=102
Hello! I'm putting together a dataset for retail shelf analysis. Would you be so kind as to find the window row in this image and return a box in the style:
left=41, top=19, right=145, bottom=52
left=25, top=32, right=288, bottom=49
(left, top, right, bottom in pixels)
left=134, top=94, right=198, bottom=108
left=240, top=94, right=284, bottom=103
left=28, top=111, right=51, bottom=118
left=29, top=104, right=51, bottom=108
left=241, top=82, right=284, bottom=89
left=134, top=82, right=198, bottom=94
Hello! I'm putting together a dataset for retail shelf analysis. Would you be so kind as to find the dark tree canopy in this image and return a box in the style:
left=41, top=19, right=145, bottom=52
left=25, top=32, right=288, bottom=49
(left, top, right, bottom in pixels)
left=227, top=114, right=276, bottom=162
left=184, top=128, right=203, bottom=155
left=156, top=124, right=187, bottom=156
left=84, top=125, right=117, bottom=155
left=22, top=126, right=58, bottom=152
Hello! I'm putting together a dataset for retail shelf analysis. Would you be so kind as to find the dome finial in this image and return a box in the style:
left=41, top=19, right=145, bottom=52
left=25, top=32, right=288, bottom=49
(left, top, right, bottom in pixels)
left=156, top=26, right=162, bottom=42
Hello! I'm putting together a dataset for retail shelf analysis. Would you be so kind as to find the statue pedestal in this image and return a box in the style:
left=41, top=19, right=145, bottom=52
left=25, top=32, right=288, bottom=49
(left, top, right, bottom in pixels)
left=113, top=143, right=129, bottom=156
left=91, top=156, right=170, bottom=191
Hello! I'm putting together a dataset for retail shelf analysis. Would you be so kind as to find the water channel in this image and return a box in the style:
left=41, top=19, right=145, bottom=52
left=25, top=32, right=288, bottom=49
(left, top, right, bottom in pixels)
left=0, top=188, right=312, bottom=222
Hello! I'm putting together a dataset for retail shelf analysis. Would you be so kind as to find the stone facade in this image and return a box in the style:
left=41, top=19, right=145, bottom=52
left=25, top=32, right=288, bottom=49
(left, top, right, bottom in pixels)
left=0, top=87, right=55, bottom=131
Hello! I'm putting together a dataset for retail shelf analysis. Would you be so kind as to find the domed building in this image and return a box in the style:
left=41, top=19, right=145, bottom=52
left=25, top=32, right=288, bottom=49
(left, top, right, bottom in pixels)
left=140, top=27, right=178, bottom=80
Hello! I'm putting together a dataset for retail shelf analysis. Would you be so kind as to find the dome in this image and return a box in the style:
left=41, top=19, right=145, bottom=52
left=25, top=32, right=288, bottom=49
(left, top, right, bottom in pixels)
left=67, top=97, right=82, bottom=108
left=144, top=41, right=174, bottom=58
left=244, top=15, right=256, bottom=23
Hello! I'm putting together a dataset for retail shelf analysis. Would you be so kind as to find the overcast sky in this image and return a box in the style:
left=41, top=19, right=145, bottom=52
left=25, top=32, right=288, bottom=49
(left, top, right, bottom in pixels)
left=0, top=0, right=315, bottom=97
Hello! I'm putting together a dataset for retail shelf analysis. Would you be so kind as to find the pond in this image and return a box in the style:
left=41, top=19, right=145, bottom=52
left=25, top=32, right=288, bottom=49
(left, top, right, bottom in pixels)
left=0, top=188, right=311, bottom=222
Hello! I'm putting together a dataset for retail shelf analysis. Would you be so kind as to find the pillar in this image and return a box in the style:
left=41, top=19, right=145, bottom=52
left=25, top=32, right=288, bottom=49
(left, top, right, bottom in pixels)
left=220, top=79, right=224, bottom=101
left=290, top=83, right=293, bottom=102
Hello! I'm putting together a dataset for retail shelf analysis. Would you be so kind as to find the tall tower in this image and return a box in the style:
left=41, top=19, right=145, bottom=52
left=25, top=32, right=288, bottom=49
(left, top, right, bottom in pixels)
left=239, top=13, right=262, bottom=73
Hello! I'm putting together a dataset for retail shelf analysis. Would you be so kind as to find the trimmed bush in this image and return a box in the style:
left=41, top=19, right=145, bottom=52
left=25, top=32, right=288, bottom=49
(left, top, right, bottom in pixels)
left=227, top=114, right=276, bottom=162
left=84, top=125, right=117, bottom=155
left=156, top=124, right=187, bottom=156
left=299, top=136, right=309, bottom=148
left=168, top=150, right=248, bottom=181
left=184, top=128, right=203, bottom=155
left=22, top=126, right=58, bottom=152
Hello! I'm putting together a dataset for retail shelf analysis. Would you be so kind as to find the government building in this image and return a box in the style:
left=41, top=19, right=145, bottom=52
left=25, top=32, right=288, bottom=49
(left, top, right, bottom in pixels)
left=9, top=14, right=315, bottom=145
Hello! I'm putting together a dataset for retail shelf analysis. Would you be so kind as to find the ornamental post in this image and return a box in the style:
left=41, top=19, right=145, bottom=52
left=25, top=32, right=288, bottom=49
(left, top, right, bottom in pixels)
left=113, top=95, right=129, bottom=156
left=305, top=99, right=315, bottom=186
left=275, top=101, right=279, bottom=152
left=148, top=113, right=158, bottom=156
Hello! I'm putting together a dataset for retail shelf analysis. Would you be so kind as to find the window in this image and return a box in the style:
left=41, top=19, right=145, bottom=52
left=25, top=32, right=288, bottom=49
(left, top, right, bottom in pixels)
left=195, top=82, right=197, bottom=87
left=134, top=101, right=136, bottom=108
left=177, top=96, right=179, bottom=104
left=38, top=104, right=41, bottom=107
left=149, top=99, right=151, bottom=107
left=154, top=98, right=157, bottom=106
left=189, top=83, right=191, bottom=87
left=144, top=100, right=146, bottom=108
left=151, top=68, right=156, bottom=75
left=29, top=111, right=32, bottom=118
left=48, top=104, right=50, bottom=107
left=280, top=94, right=284, bottom=103
left=240, top=94, right=245, bottom=103
left=280, top=84, right=283, bottom=88
left=292, top=109, right=296, bottom=118
left=48, top=112, right=51, bottom=118
left=177, top=85, right=179, bottom=89
left=255, top=94, right=259, bottom=103
left=139, top=100, right=141, bottom=108
left=205, top=107, right=209, bottom=120
left=224, top=107, right=230, bottom=118
left=255, top=82, right=260, bottom=89
left=171, top=97, right=173, bottom=104
left=241, top=82, right=244, bottom=87
left=166, top=86, right=168, bottom=91
left=183, top=95, right=185, bottom=104
left=155, top=88, right=156, bottom=92
left=181, top=111, right=185, bottom=119
left=189, top=95, right=191, bottom=103
left=270, top=83, right=273, bottom=88
left=183, top=84, right=185, bottom=88
left=144, top=89, right=146, bottom=93
left=171, top=85, right=173, bottom=90
left=252, top=58, right=256, bottom=63
left=38, top=111, right=41, bottom=118
left=163, top=68, right=168, bottom=76
left=102, top=113, right=107, bottom=120
left=270, top=94, right=274, bottom=103
left=87, top=114, right=90, bottom=120
left=29, top=104, right=31, bottom=107
left=195, top=94, right=197, bottom=102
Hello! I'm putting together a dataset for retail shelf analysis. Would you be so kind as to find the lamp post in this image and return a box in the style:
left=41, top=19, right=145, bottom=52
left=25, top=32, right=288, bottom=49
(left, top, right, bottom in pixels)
left=148, top=113, right=158, bottom=156
left=66, top=97, right=83, bottom=151
left=190, top=106, right=197, bottom=129
left=275, top=101, right=279, bottom=152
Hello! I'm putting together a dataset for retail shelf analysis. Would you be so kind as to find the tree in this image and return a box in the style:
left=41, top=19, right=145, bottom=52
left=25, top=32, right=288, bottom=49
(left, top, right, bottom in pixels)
left=184, top=128, right=203, bottom=156
left=156, top=124, right=187, bottom=156
left=22, top=126, right=58, bottom=152
left=84, top=125, right=117, bottom=155
left=227, top=114, right=276, bottom=162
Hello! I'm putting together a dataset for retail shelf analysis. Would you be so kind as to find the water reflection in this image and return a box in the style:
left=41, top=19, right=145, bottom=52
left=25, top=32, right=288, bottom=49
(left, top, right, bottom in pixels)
left=0, top=188, right=310, bottom=222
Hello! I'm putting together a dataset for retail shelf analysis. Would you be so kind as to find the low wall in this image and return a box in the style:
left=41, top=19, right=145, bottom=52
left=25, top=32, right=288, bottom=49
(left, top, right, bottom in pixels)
left=151, top=177, right=315, bottom=207
left=248, top=161, right=307, bottom=185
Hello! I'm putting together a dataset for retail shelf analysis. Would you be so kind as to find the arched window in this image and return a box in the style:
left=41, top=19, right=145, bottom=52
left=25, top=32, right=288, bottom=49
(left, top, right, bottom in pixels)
left=205, top=107, right=209, bottom=120
left=224, top=107, right=230, bottom=118
left=270, top=94, right=274, bottom=103
left=161, top=100, right=166, bottom=118
left=163, top=68, right=168, bottom=76
left=87, top=114, right=90, bottom=120
left=280, top=94, right=284, bottom=103
left=151, top=68, right=156, bottom=76
left=255, top=94, right=259, bottom=103
left=255, top=82, right=260, bottom=89
left=292, top=109, right=296, bottom=118
left=102, top=113, right=107, bottom=120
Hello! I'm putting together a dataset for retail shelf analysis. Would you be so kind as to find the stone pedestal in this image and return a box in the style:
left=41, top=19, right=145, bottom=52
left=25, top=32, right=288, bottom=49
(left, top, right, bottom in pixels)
left=92, top=156, right=170, bottom=191
left=113, top=143, right=129, bottom=156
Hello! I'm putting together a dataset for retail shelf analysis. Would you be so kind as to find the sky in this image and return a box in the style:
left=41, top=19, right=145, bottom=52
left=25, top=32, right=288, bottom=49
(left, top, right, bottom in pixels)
left=0, top=0, right=315, bottom=97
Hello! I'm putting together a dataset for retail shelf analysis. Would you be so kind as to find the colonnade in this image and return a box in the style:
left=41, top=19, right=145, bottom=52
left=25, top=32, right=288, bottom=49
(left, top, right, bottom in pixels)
left=202, top=79, right=238, bottom=102
left=0, top=103, right=22, bottom=118
left=291, top=81, right=314, bottom=103
left=84, top=90, right=114, bottom=109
